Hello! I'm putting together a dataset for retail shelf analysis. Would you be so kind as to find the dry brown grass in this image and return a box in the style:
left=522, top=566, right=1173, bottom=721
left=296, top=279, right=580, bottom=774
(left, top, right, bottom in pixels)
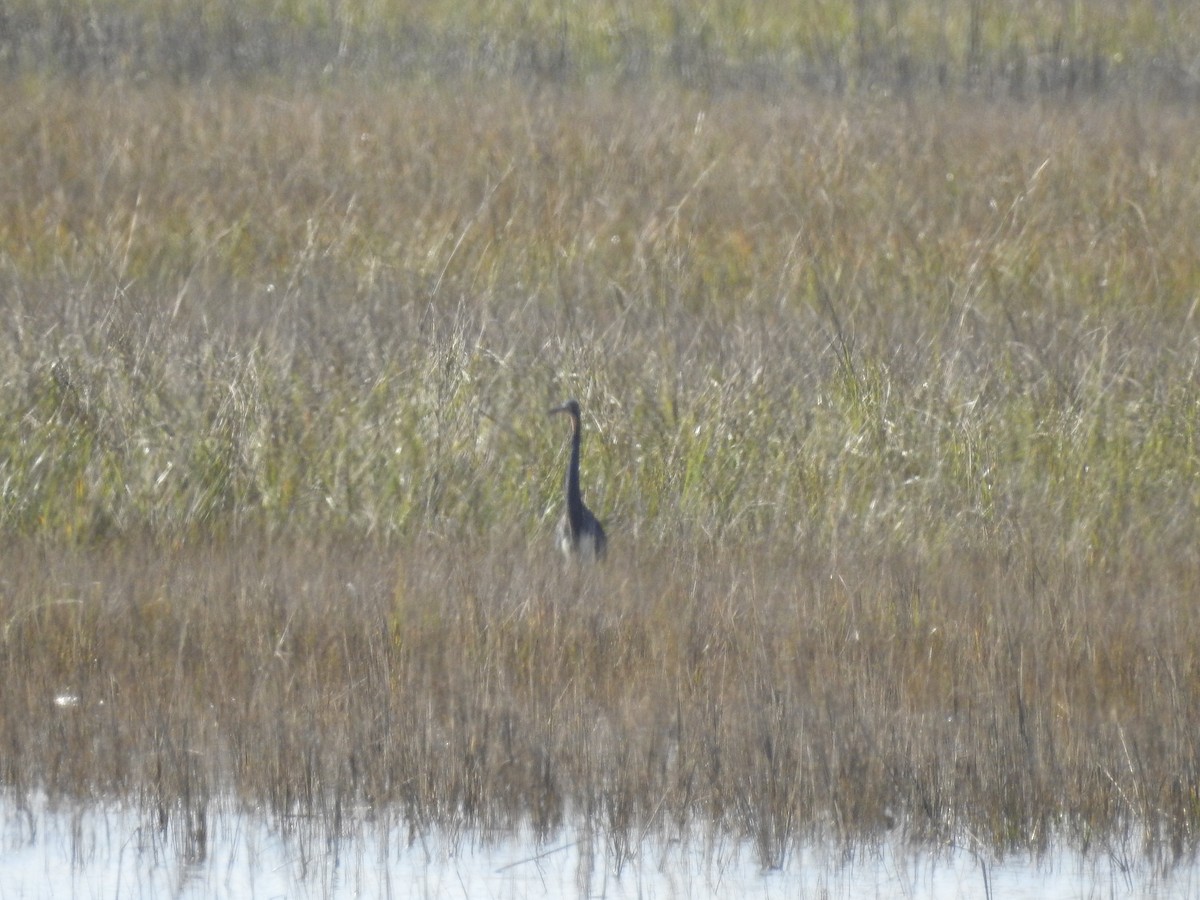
left=1, top=531, right=1198, bottom=868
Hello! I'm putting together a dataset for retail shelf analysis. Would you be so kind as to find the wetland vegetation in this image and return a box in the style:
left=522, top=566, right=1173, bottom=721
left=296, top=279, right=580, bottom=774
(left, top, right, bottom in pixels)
left=1, top=0, right=1200, bottom=884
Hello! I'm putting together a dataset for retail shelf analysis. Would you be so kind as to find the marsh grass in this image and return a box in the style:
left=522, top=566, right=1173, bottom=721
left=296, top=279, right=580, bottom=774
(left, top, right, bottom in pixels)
left=2, top=533, right=1199, bottom=869
left=2, top=3, right=1200, bottom=872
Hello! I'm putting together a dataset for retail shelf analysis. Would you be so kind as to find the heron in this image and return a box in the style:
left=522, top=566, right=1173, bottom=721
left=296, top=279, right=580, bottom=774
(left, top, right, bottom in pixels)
left=548, top=399, right=607, bottom=562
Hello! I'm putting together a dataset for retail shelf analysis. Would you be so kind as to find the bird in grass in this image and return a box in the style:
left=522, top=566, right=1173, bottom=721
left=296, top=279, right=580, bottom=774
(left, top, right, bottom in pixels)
left=548, top=399, right=607, bottom=562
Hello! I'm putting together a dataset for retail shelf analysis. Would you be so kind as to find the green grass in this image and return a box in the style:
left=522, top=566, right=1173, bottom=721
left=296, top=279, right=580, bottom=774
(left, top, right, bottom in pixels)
left=2, top=82, right=1198, bottom=556
left=1, top=2, right=1200, bottom=875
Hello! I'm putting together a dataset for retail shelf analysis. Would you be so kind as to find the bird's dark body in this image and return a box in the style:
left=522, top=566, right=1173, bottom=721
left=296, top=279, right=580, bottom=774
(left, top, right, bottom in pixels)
left=549, top=399, right=607, bottom=562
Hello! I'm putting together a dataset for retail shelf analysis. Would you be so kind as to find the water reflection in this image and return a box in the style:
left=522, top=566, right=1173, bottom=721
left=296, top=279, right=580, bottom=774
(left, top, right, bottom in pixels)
left=1, top=792, right=1196, bottom=898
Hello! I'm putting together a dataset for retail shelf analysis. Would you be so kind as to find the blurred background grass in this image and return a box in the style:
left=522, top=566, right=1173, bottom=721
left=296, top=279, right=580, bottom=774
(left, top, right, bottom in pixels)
left=5, top=0, right=1200, bottom=96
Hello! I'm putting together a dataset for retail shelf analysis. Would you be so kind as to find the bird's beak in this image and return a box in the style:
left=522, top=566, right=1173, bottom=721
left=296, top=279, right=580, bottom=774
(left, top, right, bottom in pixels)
left=548, top=403, right=568, bottom=416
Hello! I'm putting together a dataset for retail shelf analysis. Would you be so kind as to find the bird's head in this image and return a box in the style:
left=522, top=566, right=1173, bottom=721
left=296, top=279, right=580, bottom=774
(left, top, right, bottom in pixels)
left=548, top=399, right=581, bottom=421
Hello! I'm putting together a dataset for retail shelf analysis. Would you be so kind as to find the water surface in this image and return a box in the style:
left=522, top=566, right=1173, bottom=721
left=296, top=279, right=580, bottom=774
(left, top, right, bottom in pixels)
left=1, top=793, right=1194, bottom=898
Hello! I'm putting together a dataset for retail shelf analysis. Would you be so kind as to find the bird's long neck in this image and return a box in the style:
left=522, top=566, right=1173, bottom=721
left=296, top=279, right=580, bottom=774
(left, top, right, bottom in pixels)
left=564, top=416, right=585, bottom=526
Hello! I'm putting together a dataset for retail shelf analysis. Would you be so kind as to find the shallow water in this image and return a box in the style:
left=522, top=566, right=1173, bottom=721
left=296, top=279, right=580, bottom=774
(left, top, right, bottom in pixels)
left=0, top=793, right=1195, bottom=899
